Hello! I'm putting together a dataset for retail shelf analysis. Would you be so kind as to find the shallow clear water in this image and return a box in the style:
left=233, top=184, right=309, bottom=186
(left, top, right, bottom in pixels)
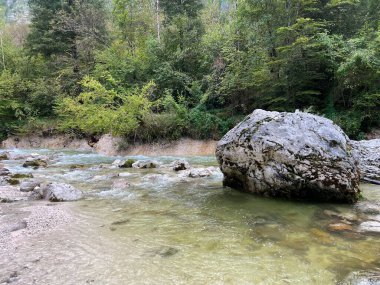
left=1, top=149, right=379, bottom=285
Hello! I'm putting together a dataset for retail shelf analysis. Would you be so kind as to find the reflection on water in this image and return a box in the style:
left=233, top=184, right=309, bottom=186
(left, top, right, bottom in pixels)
left=0, top=149, right=379, bottom=285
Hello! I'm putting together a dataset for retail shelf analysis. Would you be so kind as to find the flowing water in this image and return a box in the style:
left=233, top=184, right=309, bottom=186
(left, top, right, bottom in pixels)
left=0, top=149, right=379, bottom=285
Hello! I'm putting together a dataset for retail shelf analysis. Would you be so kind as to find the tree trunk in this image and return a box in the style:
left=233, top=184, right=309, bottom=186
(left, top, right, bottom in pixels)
left=67, top=0, right=79, bottom=73
left=0, top=32, right=5, bottom=71
left=156, top=0, right=161, bottom=42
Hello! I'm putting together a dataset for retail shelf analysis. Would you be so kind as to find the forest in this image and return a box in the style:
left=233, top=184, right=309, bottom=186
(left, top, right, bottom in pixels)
left=0, top=0, right=379, bottom=142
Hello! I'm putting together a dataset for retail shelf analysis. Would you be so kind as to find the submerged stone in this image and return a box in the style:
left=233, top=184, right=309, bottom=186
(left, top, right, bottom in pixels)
left=327, top=223, right=353, bottom=232
left=216, top=109, right=360, bottom=203
left=157, top=246, right=179, bottom=258
left=111, top=179, right=130, bottom=190
left=69, top=164, right=86, bottom=170
left=310, top=228, right=334, bottom=244
left=111, top=219, right=130, bottom=226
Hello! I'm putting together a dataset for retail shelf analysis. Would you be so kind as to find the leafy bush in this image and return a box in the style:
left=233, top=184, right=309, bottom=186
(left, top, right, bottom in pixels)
left=56, top=77, right=154, bottom=136
left=187, top=105, right=231, bottom=139
left=135, top=94, right=189, bottom=141
left=332, top=111, right=363, bottom=139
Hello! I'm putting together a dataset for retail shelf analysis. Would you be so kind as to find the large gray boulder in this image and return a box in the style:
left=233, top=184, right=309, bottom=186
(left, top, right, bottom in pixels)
left=216, top=109, right=360, bottom=203
left=352, top=139, right=380, bottom=183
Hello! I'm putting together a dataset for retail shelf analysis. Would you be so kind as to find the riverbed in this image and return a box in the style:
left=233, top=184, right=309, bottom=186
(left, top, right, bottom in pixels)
left=0, top=149, right=379, bottom=284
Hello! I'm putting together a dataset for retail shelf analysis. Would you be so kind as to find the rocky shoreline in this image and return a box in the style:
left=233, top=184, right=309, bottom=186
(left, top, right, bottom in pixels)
left=0, top=147, right=379, bottom=284
left=1, top=135, right=218, bottom=157
left=0, top=200, right=76, bottom=284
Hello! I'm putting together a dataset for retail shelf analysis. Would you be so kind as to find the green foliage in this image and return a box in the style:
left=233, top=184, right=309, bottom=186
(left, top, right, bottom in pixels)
left=136, top=93, right=188, bottom=141
left=187, top=105, right=234, bottom=139
left=1, top=0, right=380, bottom=142
left=26, top=0, right=67, bottom=56
left=56, top=76, right=154, bottom=136
left=113, top=0, right=155, bottom=47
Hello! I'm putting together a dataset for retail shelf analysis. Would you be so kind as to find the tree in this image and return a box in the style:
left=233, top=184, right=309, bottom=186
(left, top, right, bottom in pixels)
left=26, top=0, right=108, bottom=95
left=113, top=0, right=155, bottom=49
left=27, top=0, right=69, bottom=57
left=154, top=0, right=206, bottom=103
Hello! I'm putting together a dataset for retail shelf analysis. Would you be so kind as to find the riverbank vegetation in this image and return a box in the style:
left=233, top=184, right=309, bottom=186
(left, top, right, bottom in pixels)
left=0, top=0, right=379, bottom=141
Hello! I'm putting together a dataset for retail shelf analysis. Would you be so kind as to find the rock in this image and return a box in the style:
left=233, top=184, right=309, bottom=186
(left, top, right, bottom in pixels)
left=188, top=168, right=213, bottom=178
left=0, top=152, right=9, bottom=160
left=10, top=173, right=33, bottom=179
left=352, top=139, right=380, bottom=182
left=171, top=160, right=190, bottom=171
left=9, top=221, right=28, bottom=232
left=310, top=228, right=333, bottom=244
left=323, top=210, right=359, bottom=222
left=111, top=179, right=130, bottom=189
left=343, top=271, right=380, bottom=285
left=23, top=158, right=48, bottom=168
left=111, top=219, right=130, bottom=225
left=132, top=160, right=160, bottom=169
left=113, top=159, right=136, bottom=168
left=178, top=167, right=220, bottom=178
left=20, top=180, right=41, bottom=192
left=122, top=159, right=136, bottom=168
left=328, top=223, right=353, bottom=232
left=368, top=215, right=380, bottom=222
left=356, top=202, right=380, bottom=215
left=7, top=179, right=20, bottom=185
left=69, top=164, right=86, bottom=170
left=154, top=246, right=179, bottom=258
left=0, top=167, right=10, bottom=176
left=0, top=176, right=9, bottom=186
left=142, top=174, right=165, bottom=182
left=216, top=109, right=360, bottom=203
left=112, top=159, right=122, bottom=167
left=358, top=221, right=380, bottom=233
left=40, top=182, right=83, bottom=202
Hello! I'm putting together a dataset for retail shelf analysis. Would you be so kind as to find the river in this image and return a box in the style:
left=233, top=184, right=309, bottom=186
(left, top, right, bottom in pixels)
left=0, top=149, right=379, bottom=284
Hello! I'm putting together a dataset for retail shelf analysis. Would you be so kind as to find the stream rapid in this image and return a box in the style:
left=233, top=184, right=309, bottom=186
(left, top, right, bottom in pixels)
left=0, top=149, right=379, bottom=285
